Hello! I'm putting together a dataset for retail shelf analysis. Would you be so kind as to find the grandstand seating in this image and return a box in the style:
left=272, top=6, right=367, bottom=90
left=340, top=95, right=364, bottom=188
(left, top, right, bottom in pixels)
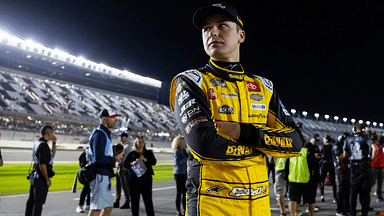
left=0, top=68, right=383, bottom=147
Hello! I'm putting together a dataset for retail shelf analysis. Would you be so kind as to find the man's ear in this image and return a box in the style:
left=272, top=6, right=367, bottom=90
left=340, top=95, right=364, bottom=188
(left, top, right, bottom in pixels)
left=239, top=30, right=245, bottom=44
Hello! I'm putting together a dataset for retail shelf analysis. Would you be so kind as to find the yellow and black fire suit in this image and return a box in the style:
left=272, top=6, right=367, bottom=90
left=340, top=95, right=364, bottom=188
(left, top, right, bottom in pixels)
left=170, top=59, right=304, bottom=216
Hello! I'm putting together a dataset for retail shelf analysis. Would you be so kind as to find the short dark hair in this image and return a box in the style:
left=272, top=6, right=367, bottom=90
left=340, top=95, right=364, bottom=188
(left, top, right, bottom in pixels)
left=41, top=125, right=53, bottom=136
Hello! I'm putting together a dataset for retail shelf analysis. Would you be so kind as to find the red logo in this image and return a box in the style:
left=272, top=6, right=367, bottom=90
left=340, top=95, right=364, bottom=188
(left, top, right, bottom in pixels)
left=246, top=81, right=261, bottom=92
left=208, top=87, right=217, bottom=101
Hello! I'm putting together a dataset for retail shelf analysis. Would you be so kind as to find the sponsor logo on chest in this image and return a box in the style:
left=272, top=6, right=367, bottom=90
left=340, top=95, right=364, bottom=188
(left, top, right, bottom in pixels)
left=251, top=103, right=266, bottom=110
left=209, top=78, right=227, bottom=87
left=246, top=81, right=261, bottom=92
left=208, top=87, right=217, bottom=101
left=220, top=92, right=237, bottom=98
left=218, top=105, right=234, bottom=114
left=250, top=93, right=263, bottom=101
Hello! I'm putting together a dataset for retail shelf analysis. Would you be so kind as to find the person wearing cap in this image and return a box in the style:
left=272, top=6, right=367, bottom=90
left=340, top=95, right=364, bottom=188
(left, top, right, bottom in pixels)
left=169, top=3, right=304, bottom=216
left=113, top=132, right=131, bottom=209
left=339, top=123, right=378, bottom=216
left=88, top=109, right=123, bottom=216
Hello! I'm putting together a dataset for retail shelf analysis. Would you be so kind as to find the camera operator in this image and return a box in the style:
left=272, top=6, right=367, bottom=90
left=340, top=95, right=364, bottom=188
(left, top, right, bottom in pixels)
left=25, top=125, right=57, bottom=216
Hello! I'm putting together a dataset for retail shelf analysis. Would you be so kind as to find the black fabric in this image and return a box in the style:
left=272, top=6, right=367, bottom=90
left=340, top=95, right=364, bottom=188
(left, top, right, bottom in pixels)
left=79, top=182, right=90, bottom=206
left=336, top=168, right=350, bottom=214
left=349, top=163, right=372, bottom=216
left=320, top=161, right=337, bottom=199
left=126, top=171, right=154, bottom=216
left=115, top=165, right=130, bottom=203
left=33, top=138, right=50, bottom=171
left=25, top=174, right=48, bottom=216
left=78, top=163, right=97, bottom=184
left=321, top=144, right=333, bottom=162
left=174, top=174, right=187, bottom=212
left=289, top=180, right=317, bottom=204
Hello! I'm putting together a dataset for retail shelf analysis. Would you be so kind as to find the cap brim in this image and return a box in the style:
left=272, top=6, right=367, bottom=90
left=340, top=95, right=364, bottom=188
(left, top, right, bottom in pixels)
left=193, top=6, right=233, bottom=30
left=109, top=114, right=121, bottom=118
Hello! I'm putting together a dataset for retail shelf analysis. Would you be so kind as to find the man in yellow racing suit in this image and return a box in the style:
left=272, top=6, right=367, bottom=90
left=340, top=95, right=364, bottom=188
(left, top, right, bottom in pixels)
left=169, top=3, right=304, bottom=216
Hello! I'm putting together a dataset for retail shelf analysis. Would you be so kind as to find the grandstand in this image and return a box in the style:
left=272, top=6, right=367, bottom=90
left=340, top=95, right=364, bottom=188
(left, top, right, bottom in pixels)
left=0, top=30, right=383, bottom=151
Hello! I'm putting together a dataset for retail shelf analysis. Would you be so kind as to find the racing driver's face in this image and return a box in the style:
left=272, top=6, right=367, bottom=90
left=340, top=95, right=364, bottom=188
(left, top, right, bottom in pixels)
left=202, top=14, right=245, bottom=62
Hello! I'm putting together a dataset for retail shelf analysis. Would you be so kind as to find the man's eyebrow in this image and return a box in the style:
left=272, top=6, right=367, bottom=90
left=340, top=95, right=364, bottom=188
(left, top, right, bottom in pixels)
left=202, top=18, right=232, bottom=28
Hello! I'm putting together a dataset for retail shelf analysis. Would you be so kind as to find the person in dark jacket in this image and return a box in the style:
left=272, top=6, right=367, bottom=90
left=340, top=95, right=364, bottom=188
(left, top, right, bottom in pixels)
left=320, top=135, right=337, bottom=203
left=172, top=135, right=188, bottom=216
left=76, top=148, right=91, bottom=213
left=123, top=136, right=157, bottom=216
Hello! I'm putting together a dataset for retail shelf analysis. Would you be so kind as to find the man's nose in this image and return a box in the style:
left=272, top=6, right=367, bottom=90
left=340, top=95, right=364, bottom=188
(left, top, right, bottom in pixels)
left=209, top=26, right=219, bottom=37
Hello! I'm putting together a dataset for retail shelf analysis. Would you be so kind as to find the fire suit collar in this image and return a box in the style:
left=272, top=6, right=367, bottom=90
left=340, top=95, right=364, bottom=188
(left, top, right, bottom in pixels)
left=208, top=59, right=244, bottom=81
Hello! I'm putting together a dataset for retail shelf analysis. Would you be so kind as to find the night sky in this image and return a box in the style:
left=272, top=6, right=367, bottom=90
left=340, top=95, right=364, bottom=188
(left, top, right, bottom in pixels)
left=1, top=1, right=383, bottom=123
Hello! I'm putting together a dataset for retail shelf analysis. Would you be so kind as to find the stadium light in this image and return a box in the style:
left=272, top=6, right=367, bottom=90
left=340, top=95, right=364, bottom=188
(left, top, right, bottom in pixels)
left=343, top=117, right=348, bottom=123
left=324, top=114, right=329, bottom=121
left=366, top=121, right=370, bottom=126
left=314, top=113, right=319, bottom=120
left=302, top=111, right=307, bottom=118
left=334, top=116, right=339, bottom=122
left=373, top=122, right=377, bottom=127
left=351, top=118, right=356, bottom=124
left=380, top=123, right=383, bottom=128
left=290, top=109, right=296, bottom=116
left=359, top=119, right=363, bottom=124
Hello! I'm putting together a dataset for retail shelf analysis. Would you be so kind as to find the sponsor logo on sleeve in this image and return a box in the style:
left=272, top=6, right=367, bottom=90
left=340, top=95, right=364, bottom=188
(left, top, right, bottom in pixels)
left=208, top=87, right=217, bottom=101
left=249, top=93, right=263, bottom=101
left=184, top=116, right=208, bottom=134
left=209, top=78, right=227, bottom=87
left=176, top=81, right=186, bottom=94
left=279, top=100, right=291, bottom=116
left=181, top=113, right=188, bottom=123
left=226, top=145, right=254, bottom=156
left=251, top=104, right=266, bottom=110
left=264, top=134, right=293, bottom=148
left=178, top=90, right=190, bottom=105
left=246, top=81, right=261, bottom=92
left=218, top=105, right=234, bottom=114
left=180, top=99, right=196, bottom=116
left=255, top=75, right=273, bottom=93
left=220, top=92, right=237, bottom=98
left=186, top=106, right=201, bottom=118
left=180, top=70, right=203, bottom=87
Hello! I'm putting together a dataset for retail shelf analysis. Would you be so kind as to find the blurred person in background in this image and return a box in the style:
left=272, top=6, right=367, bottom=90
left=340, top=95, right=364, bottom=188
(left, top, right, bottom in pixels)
left=274, top=157, right=288, bottom=216
left=340, top=123, right=378, bottom=216
left=305, top=137, right=322, bottom=204
left=114, top=133, right=131, bottom=209
left=319, top=135, right=337, bottom=203
left=76, top=148, right=91, bottom=213
left=123, top=136, right=157, bottom=216
left=0, top=147, right=3, bottom=167
left=286, top=145, right=321, bottom=216
left=25, top=125, right=57, bottom=216
left=172, top=135, right=188, bottom=216
left=332, top=133, right=350, bottom=216
left=369, top=132, right=384, bottom=204
left=88, top=109, right=123, bottom=216
left=267, top=155, right=275, bottom=184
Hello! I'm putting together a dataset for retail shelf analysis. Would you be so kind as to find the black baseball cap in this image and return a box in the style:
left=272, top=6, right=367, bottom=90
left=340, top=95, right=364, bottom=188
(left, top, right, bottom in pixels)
left=99, top=109, right=121, bottom=118
left=193, top=3, right=244, bottom=30
left=119, top=132, right=128, bottom=137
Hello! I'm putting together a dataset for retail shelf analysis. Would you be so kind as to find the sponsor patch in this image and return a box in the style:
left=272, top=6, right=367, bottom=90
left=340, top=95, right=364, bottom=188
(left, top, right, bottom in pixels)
left=226, top=145, right=254, bottom=156
left=250, top=93, right=263, bottom=101
left=256, top=75, right=273, bottom=93
left=176, top=81, right=186, bottom=94
left=209, top=78, right=227, bottom=87
left=186, top=106, right=201, bottom=118
left=248, top=114, right=267, bottom=119
left=228, top=73, right=244, bottom=80
left=206, top=185, right=227, bottom=194
left=181, top=113, right=187, bottom=123
left=218, top=105, right=234, bottom=114
left=179, top=69, right=203, bottom=87
left=178, top=90, right=189, bottom=105
left=184, top=116, right=208, bottom=134
left=180, top=99, right=196, bottom=116
left=208, top=87, right=217, bottom=101
left=220, top=92, right=237, bottom=98
left=246, top=81, right=261, bottom=92
left=229, top=186, right=264, bottom=197
left=264, top=134, right=293, bottom=148
left=251, top=104, right=266, bottom=110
